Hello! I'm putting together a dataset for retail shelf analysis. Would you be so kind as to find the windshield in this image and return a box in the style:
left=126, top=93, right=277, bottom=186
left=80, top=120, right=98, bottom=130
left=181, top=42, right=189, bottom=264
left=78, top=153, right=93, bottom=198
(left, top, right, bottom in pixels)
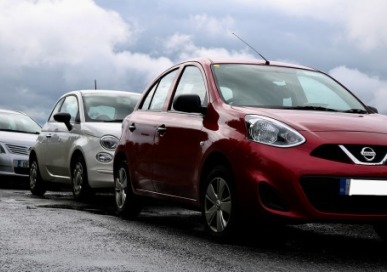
left=83, top=93, right=140, bottom=122
left=0, top=112, right=41, bottom=134
left=212, top=64, right=367, bottom=113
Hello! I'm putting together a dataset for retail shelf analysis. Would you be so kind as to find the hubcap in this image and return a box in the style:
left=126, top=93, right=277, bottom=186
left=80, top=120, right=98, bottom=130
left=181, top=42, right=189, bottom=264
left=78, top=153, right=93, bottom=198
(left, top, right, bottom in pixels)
left=115, top=167, right=127, bottom=209
left=204, top=177, right=232, bottom=233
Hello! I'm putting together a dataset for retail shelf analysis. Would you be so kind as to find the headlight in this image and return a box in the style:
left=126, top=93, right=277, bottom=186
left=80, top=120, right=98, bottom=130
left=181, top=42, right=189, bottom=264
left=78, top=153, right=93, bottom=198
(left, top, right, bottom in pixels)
left=100, top=135, right=119, bottom=150
left=245, top=115, right=305, bottom=147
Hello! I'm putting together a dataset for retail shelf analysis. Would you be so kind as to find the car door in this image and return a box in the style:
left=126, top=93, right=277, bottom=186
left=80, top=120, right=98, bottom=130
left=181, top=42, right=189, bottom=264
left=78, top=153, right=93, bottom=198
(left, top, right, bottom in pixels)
left=152, top=65, right=208, bottom=200
left=44, top=95, right=80, bottom=179
left=126, top=69, right=179, bottom=192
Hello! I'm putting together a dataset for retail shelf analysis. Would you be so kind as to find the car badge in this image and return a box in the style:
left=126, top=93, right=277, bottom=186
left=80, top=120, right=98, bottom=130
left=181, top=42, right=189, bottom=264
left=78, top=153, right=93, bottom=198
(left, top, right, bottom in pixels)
left=360, top=147, right=376, bottom=161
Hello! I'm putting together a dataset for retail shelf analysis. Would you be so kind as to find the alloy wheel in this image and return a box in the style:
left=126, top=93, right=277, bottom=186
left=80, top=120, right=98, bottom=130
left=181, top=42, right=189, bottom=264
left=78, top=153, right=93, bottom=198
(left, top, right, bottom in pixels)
left=115, top=167, right=127, bottom=209
left=73, top=161, right=84, bottom=196
left=204, top=176, right=232, bottom=233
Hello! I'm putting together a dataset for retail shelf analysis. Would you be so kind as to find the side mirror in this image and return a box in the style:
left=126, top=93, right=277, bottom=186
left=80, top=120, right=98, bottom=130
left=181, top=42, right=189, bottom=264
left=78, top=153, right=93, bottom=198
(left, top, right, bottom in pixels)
left=54, top=112, right=73, bottom=131
left=173, top=94, right=207, bottom=114
left=367, top=105, right=378, bottom=114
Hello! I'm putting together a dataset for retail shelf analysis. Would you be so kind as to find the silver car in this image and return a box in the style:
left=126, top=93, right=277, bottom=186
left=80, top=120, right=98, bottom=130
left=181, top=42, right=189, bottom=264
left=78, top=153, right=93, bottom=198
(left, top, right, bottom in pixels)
left=29, top=90, right=140, bottom=200
left=0, top=109, right=41, bottom=178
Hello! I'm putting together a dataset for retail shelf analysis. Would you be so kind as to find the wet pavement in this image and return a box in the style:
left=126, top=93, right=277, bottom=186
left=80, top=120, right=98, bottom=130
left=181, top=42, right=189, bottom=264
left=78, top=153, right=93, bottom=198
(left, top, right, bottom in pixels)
left=1, top=179, right=387, bottom=271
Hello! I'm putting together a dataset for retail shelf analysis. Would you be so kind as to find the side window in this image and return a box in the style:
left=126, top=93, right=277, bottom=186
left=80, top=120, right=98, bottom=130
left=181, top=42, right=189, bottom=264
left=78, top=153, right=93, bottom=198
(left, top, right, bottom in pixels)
left=59, top=95, right=79, bottom=122
left=48, top=98, right=64, bottom=122
left=149, top=70, right=178, bottom=111
left=140, top=84, right=157, bottom=110
left=172, top=66, right=207, bottom=111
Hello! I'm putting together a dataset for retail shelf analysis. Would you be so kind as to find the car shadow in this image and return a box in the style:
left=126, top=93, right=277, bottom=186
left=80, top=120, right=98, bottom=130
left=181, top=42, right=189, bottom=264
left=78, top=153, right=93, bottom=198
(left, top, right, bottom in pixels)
left=21, top=189, right=387, bottom=267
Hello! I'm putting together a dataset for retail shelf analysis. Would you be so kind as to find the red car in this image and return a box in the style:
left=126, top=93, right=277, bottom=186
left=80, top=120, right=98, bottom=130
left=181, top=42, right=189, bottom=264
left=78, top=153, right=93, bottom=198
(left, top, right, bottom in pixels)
left=114, top=58, right=387, bottom=240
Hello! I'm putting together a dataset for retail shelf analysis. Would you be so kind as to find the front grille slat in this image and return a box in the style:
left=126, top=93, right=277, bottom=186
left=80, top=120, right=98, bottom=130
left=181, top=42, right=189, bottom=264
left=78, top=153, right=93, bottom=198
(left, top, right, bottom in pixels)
left=6, top=144, right=30, bottom=155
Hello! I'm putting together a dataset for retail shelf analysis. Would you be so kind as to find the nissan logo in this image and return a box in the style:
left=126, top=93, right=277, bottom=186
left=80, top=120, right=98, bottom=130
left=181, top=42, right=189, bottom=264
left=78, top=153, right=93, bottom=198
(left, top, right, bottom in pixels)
left=360, top=147, right=376, bottom=161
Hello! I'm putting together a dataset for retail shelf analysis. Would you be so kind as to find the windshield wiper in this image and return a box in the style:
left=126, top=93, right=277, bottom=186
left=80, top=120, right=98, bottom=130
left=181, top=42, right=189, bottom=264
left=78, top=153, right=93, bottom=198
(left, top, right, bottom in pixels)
left=98, top=119, right=123, bottom=123
left=287, top=106, right=338, bottom=112
left=342, top=108, right=368, bottom=114
left=0, top=129, right=40, bottom=134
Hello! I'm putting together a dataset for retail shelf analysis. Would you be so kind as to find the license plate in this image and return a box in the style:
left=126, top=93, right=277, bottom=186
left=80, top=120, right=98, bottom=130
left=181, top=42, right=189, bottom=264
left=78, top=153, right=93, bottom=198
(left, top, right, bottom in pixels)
left=14, top=160, right=29, bottom=168
left=340, top=178, right=387, bottom=196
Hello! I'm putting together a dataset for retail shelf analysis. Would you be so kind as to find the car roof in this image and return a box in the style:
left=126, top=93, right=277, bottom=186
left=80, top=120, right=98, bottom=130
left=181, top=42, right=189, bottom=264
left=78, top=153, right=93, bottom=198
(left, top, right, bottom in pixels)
left=62, top=90, right=140, bottom=96
left=0, top=108, right=27, bottom=116
left=176, top=57, right=317, bottom=71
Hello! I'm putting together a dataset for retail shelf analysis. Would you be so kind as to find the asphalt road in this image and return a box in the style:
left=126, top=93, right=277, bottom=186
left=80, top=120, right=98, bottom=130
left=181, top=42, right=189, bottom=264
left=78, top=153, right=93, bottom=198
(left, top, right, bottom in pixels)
left=1, top=178, right=387, bottom=272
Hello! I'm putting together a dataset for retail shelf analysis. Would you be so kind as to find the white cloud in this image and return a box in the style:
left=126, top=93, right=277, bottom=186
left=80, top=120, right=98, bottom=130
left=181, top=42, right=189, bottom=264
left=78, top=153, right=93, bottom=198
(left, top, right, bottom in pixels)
left=163, top=33, right=254, bottom=61
left=253, top=0, right=387, bottom=50
left=0, top=0, right=130, bottom=67
left=190, top=14, right=235, bottom=37
left=0, top=0, right=174, bottom=123
left=329, top=66, right=387, bottom=113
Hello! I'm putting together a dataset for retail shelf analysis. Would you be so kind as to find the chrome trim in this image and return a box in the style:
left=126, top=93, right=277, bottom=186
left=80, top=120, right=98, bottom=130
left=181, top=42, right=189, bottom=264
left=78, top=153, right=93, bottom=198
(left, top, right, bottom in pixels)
left=339, top=145, right=387, bottom=166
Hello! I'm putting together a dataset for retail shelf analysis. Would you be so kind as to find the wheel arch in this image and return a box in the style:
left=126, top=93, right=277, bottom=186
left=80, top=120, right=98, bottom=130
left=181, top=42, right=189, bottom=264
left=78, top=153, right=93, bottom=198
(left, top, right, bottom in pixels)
left=70, top=149, right=85, bottom=171
left=113, top=151, right=127, bottom=178
left=199, top=151, right=233, bottom=202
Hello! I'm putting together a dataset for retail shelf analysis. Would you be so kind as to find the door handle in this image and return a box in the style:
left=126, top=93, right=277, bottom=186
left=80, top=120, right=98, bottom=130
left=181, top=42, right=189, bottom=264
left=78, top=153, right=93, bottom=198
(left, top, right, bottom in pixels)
left=46, top=134, right=52, bottom=138
left=157, top=124, right=167, bottom=135
left=129, top=123, right=136, bottom=132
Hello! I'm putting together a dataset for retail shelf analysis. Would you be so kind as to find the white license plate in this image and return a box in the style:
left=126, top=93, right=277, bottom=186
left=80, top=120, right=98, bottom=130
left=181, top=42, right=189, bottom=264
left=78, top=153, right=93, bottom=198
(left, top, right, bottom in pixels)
left=340, top=178, right=387, bottom=196
left=14, top=160, right=29, bottom=168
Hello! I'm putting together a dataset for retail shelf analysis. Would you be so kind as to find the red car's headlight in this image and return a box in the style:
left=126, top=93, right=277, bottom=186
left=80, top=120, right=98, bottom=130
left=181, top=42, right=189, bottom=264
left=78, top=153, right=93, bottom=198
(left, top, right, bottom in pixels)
left=245, top=115, right=305, bottom=147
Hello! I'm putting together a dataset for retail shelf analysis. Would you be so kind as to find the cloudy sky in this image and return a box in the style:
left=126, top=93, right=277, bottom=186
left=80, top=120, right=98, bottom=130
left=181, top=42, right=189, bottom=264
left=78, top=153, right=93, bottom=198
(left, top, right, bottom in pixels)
left=1, top=0, right=386, bottom=124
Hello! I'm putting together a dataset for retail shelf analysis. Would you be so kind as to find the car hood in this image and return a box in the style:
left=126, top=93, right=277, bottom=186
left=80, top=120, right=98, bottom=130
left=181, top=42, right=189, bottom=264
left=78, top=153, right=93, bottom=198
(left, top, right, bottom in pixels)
left=82, top=122, right=122, bottom=138
left=240, top=108, right=387, bottom=134
left=0, top=131, right=39, bottom=146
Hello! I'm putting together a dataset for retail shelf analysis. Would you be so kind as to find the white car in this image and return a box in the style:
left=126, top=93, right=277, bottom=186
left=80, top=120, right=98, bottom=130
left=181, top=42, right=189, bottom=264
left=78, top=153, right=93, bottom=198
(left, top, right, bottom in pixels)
left=29, top=90, right=140, bottom=200
left=0, top=109, right=41, bottom=178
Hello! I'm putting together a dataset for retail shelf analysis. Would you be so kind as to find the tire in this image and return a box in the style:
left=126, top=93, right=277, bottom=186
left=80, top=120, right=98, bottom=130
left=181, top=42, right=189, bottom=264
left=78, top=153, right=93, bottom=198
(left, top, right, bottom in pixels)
left=29, top=155, right=47, bottom=196
left=71, top=155, right=92, bottom=201
left=114, top=161, right=141, bottom=219
left=202, top=165, right=238, bottom=241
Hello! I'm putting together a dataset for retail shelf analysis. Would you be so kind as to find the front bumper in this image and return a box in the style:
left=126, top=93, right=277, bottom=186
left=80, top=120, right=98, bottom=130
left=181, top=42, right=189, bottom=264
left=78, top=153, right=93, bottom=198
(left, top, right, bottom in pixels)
left=0, top=153, right=29, bottom=177
left=231, top=131, right=387, bottom=223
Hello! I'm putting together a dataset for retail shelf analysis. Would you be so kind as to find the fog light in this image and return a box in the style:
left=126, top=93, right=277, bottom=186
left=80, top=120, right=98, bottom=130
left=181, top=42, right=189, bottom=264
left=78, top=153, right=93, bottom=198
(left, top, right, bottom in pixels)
left=96, top=152, right=113, bottom=163
left=259, top=182, right=289, bottom=211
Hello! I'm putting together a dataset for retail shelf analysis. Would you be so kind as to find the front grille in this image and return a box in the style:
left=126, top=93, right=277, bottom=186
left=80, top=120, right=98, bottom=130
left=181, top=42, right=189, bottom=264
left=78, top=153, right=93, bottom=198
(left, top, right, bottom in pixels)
left=342, top=145, right=387, bottom=164
left=6, top=144, right=30, bottom=155
left=311, top=144, right=387, bottom=165
left=311, top=145, right=352, bottom=164
left=300, top=176, right=387, bottom=214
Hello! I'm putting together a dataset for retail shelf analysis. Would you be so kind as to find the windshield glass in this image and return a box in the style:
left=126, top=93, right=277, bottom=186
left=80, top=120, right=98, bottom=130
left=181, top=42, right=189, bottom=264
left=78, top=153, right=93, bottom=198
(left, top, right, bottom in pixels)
left=212, top=64, right=367, bottom=113
left=0, top=112, right=41, bottom=134
left=83, top=93, right=140, bottom=122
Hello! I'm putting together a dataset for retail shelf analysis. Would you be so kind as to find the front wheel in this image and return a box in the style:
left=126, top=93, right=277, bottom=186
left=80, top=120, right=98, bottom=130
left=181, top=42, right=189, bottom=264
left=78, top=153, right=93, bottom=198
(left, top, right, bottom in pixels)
left=29, top=155, right=47, bottom=196
left=114, top=161, right=141, bottom=219
left=202, top=165, right=237, bottom=241
left=72, top=155, right=92, bottom=201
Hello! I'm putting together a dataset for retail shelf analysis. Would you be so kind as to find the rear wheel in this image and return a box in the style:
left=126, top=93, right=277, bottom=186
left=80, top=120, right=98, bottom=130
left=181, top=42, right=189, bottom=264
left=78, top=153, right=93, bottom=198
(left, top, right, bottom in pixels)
left=29, top=155, right=47, bottom=196
left=114, top=161, right=141, bottom=219
left=202, top=165, right=237, bottom=241
left=72, top=155, right=92, bottom=201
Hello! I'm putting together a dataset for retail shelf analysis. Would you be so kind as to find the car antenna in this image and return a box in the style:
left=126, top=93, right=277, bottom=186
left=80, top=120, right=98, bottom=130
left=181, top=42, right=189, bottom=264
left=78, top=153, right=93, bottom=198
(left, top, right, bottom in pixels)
left=232, top=32, right=270, bottom=65
left=94, top=79, right=97, bottom=90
